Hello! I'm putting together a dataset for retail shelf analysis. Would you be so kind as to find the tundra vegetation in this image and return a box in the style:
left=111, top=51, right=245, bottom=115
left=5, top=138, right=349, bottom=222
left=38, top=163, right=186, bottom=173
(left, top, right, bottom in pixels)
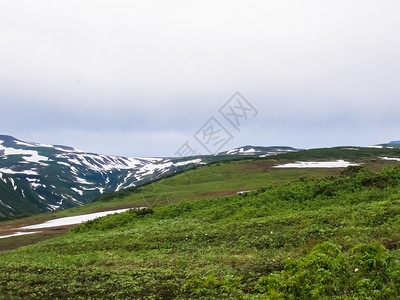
left=2, top=164, right=400, bottom=298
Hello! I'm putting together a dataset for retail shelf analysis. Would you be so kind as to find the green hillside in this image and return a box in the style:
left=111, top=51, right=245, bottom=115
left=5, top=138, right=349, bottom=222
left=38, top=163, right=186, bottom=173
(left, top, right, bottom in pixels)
left=57, top=146, right=400, bottom=214
left=2, top=146, right=400, bottom=250
left=2, top=146, right=399, bottom=221
left=2, top=150, right=400, bottom=298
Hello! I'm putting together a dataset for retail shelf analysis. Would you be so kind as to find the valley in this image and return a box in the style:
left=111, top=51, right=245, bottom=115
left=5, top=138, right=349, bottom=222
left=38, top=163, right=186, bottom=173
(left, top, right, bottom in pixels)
left=0, top=135, right=298, bottom=218
left=1, top=143, right=400, bottom=298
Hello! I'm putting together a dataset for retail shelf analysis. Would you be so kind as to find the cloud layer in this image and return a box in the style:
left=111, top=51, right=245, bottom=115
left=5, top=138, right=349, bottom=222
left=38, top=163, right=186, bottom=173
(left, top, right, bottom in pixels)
left=1, top=1, right=400, bottom=156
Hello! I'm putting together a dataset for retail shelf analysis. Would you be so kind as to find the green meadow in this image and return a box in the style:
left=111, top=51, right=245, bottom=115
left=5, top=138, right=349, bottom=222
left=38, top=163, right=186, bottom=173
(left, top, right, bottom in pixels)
left=2, top=148, right=400, bottom=298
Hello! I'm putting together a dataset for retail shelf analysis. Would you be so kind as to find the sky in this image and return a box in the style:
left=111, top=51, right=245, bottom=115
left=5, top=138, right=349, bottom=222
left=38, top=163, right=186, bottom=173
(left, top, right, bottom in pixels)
left=1, top=1, right=400, bottom=157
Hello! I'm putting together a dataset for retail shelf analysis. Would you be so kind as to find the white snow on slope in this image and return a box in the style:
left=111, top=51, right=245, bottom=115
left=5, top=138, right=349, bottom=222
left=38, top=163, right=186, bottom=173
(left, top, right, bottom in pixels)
left=54, top=152, right=158, bottom=173
left=116, top=172, right=132, bottom=191
left=21, top=208, right=131, bottom=229
left=0, top=231, right=41, bottom=239
left=0, top=200, right=13, bottom=210
left=54, top=146, right=80, bottom=152
left=74, top=177, right=94, bottom=185
left=26, top=177, right=41, bottom=189
left=380, top=157, right=400, bottom=162
left=14, top=140, right=34, bottom=147
left=13, top=139, right=53, bottom=148
left=0, top=168, right=38, bottom=175
left=9, top=178, right=16, bottom=190
left=136, top=161, right=173, bottom=177
left=0, top=144, right=49, bottom=165
left=48, top=204, right=60, bottom=211
left=274, top=160, right=360, bottom=168
left=174, top=158, right=203, bottom=167
left=71, top=187, right=83, bottom=195
left=226, top=147, right=259, bottom=155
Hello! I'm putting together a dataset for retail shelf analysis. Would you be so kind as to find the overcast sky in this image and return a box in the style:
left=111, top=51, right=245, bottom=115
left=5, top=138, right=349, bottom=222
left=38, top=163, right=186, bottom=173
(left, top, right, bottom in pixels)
left=1, top=1, right=400, bottom=157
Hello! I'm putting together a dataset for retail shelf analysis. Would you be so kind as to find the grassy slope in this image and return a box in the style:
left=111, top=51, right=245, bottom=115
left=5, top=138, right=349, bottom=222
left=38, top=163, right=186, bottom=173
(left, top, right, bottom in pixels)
left=1, top=147, right=400, bottom=251
left=2, top=165, right=400, bottom=298
left=53, top=146, right=400, bottom=212
left=1, top=148, right=400, bottom=298
left=0, top=160, right=340, bottom=251
left=2, top=147, right=399, bottom=219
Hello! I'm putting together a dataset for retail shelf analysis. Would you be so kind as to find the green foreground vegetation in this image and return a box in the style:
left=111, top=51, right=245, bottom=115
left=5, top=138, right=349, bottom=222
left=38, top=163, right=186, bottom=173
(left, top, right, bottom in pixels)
left=2, top=164, right=400, bottom=298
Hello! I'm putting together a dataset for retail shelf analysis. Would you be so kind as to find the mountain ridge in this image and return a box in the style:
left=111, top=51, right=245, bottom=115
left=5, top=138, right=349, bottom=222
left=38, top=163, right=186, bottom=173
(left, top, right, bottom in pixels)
left=0, top=135, right=298, bottom=217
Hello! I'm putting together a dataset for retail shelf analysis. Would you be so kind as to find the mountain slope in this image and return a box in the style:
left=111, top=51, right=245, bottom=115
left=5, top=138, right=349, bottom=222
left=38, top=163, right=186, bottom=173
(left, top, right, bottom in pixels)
left=0, top=135, right=299, bottom=217
left=378, top=140, right=400, bottom=149
left=219, top=145, right=298, bottom=156
left=0, top=135, right=203, bottom=216
left=40, top=146, right=400, bottom=219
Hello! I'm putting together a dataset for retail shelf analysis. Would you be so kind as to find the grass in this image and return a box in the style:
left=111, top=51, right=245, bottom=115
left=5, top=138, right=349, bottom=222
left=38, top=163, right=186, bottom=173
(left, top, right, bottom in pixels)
left=2, top=147, right=400, bottom=251
left=2, top=164, right=400, bottom=298
left=0, top=159, right=339, bottom=251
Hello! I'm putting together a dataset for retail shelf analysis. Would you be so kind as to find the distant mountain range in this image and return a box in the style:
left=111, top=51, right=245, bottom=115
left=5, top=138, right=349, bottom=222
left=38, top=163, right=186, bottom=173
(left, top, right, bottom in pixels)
left=377, top=141, right=400, bottom=148
left=0, top=135, right=298, bottom=217
left=218, top=145, right=298, bottom=156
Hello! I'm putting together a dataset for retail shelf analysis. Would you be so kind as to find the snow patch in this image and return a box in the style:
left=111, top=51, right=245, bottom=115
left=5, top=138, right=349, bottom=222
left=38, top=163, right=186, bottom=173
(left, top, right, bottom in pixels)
left=71, top=187, right=83, bottom=195
left=174, top=158, right=203, bottom=167
left=21, top=208, right=131, bottom=229
left=379, top=157, right=400, bottom=162
left=0, top=172, right=5, bottom=183
left=0, top=231, right=41, bottom=239
left=26, top=177, right=41, bottom=189
left=227, top=148, right=258, bottom=155
left=0, top=144, right=49, bottom=165
left=74, top=177, right=94, bottom=185
left=14, top=140, right=35, bottom=147
left=237, top=190, right=251, bottom=194
left=54, top=146, right=79, bottom=152
left=274, top=160, right=360, bottom=168
left=48, top=204, right=60, bottom=211
left=0, top=200, right=14, bottom=210
left=0, top=168, right=38, bottom=175
left=9, top=178, right=17, bottom=190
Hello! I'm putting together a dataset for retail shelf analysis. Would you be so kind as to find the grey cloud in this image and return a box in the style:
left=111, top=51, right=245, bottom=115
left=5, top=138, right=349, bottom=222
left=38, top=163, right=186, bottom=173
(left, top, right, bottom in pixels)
left=1, top=1, right=400, bottom=156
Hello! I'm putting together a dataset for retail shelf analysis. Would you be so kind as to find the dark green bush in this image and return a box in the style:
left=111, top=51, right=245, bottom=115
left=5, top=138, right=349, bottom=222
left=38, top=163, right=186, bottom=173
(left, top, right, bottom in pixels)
left=256, top=242, right=400, bottom=299
left=72, top=208, right=154, bottom=232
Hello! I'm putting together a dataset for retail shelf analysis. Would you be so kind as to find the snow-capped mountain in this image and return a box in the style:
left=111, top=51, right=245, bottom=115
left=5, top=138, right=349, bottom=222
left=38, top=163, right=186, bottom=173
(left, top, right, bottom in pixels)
left=0, top=135, right=299, bottom=218
left=0, top=135, right=202, bottom=217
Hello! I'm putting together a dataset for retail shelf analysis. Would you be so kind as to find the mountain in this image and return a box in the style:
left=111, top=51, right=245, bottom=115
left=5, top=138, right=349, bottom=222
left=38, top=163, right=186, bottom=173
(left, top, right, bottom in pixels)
left=219, top=145, right=298, bottom=156
left=376, top=140, right=400, bottom=149
left=0, top=135, right=203, bottom=217
left=0, top=135, right=299, bottom=218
